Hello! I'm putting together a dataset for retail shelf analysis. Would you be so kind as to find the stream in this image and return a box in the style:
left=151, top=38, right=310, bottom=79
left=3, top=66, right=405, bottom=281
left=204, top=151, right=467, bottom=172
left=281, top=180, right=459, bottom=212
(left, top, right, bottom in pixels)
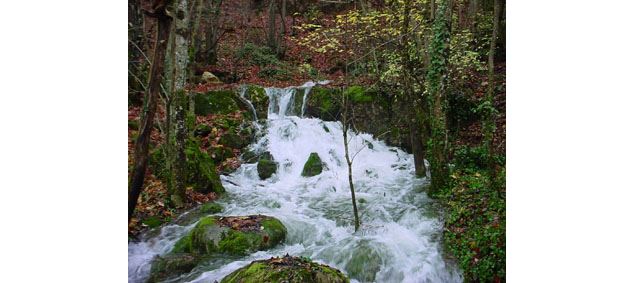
left=128, top=82, right=462, bottom=283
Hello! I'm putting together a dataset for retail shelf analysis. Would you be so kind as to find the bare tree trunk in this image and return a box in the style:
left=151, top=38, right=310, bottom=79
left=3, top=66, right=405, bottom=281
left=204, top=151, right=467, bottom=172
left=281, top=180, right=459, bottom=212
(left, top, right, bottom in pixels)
left=129, top=0, right=172, bottom=221
left=167, top=0, right=192, bottom=207
left=277, top=0, right=287, bottom=56
left=205, top=0, right=223, bottom=65
left=341, top=92, right=360, bottom=232
left=430, top=0, right=436, bottom=20
left=399, top=0, right=426, bottom=177
left=267, top=0, right=278, bottom=51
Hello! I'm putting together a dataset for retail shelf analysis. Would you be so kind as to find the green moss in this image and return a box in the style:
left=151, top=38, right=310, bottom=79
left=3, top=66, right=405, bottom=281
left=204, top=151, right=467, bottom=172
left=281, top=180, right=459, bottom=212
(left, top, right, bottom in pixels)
left=194, top=90, right=240, bottom=116
left=344, top=85, right=373, bottom=103
left=171, top=216, right=287, bottom=256
left=200, top=202, right=223, bottom=214
left=245, top=85, right=269, bottom=119
left=148, top=253, right=200, bottom=283
left=260, top=218, right=287, bottom=248
left=308, top=87, right=340, bottom=120
left=301, top=152, right=323, bottom=177
left=218, top=230, right=263, bottom=255
left=171, top=231, right=193, bottom=253
left=219, top=132, right=244, bottom=149
left=221, top=256, right=349, bottom=283
left=142, top=216, right=164, bottom=228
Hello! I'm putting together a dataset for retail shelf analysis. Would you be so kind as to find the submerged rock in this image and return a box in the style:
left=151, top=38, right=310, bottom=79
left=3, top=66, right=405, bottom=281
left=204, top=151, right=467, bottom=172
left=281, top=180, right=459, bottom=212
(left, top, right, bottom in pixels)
left=148, top=253, right=200, bottom=283
left=257, top=152, right=278, bottom=180
left=344, top=242, right=383, bottom=282
left=301, top=152, right=323, bottom=177
left=220, top=255, right=349, bottom=283
left=171, top=215, right=286, bottom=256
left=200, top=202, right=223, bottom=214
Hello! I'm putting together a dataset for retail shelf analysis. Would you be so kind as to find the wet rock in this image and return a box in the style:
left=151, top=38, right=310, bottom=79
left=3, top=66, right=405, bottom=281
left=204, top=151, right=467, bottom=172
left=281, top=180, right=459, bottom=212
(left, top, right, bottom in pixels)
left=257, top=152, right=278, bottom=180
left=301, top=152, right=323, bottom=177
left=171, top=215, right=286, bottom=256
left=148, top=253, right=200, bottom=283
left=220, top=255, right=349, bottom=283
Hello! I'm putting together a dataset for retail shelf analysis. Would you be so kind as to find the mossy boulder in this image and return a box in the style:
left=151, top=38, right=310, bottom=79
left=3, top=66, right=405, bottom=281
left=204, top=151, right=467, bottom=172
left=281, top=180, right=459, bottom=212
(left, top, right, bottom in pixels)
left=194, top=90, right=240, bottom=116
left=148, top=253, right=201, bottom=283
left=257, top=152, right=278, bottom=180
left=221, top=255, right=349, bottom=283
left=301, top=152, right=323, bottom=177
left=149, top=138, right=225, bottom=195
left=244, top=85, right=269, bottom=119
left=219, top=132, right=245, bottom=149
left=172, top=215, right=286, bottom=256
left=306, top=87, right=340, bottom=121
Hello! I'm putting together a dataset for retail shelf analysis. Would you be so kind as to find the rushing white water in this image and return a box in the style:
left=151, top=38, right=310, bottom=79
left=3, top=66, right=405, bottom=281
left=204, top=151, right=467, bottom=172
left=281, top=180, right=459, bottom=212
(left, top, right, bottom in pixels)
left=128, top=82, right=462, bottom=283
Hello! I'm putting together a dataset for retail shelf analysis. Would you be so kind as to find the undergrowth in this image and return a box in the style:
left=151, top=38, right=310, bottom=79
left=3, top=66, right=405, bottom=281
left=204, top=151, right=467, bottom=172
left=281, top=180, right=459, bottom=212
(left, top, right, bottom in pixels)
left=431, top=145, right=506, bottom=282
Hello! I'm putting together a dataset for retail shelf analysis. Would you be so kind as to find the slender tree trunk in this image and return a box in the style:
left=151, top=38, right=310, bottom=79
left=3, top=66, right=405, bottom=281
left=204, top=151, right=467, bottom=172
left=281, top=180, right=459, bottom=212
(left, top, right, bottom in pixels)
left=430, top=0, right=436, bottom=20
left=129, top=1, right=172, bottom=221
left=342, top=92, right=360, bottom=232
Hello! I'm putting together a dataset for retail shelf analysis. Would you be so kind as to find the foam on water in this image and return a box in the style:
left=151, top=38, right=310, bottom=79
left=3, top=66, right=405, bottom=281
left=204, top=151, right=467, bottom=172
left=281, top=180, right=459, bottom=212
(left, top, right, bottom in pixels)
left=128, top=82, right=462, bottom=283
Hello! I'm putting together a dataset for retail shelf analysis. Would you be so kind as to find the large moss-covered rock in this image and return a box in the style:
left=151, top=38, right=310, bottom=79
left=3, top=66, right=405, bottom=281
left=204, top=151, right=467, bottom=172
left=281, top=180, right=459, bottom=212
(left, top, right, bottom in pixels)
left=221, top=255, right=349, bottom=283
left=301, top=152, right=323, bottom=177
left=194, top=90, right=240, bottom=116
left=148, top=253, right=201, bottom=283
left=172, top=215, right=286, bottom=256
left=257, top=152, right=278, bottom=180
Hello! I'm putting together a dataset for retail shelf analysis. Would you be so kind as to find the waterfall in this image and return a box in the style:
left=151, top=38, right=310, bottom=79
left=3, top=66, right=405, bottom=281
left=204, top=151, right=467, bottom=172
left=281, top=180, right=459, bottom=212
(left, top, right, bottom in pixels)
left=238, top=85, right=258, bottom=121
left=128, top=82, right=462, bottom=283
